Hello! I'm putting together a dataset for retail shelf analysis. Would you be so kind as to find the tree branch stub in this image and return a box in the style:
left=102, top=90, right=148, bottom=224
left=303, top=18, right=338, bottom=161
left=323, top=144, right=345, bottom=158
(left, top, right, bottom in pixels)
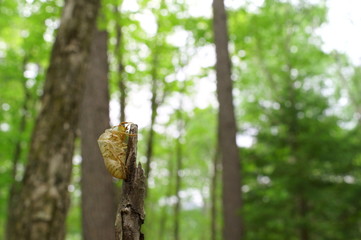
left=115, top=124, right=145, bottom=240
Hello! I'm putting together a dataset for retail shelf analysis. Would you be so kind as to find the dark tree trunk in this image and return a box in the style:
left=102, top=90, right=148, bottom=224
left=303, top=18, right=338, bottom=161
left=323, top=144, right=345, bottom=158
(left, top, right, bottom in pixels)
left=212, top=0, right=243, bottom=239
left=7, top=0, right=101, bottom=239
left=80, top=29, right=117, bottom=240
left=298, top=195, right=309, bottom=240
left=115, top=124, right=146, bottom=240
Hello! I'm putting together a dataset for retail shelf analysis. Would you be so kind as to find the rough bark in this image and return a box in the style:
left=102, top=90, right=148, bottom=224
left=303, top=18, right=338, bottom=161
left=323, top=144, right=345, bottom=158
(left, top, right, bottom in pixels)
left=80, top=29, right=117, bottom=240
left=212, top=0, right=243, bottom=239
left=115, top=124, right=145, bottom=240
left=8, top=0, right=101, bottom=239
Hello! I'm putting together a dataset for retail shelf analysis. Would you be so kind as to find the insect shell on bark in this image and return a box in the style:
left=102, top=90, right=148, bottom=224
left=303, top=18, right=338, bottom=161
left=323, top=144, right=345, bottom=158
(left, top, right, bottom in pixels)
left=97, top=123, right=132, bottom=179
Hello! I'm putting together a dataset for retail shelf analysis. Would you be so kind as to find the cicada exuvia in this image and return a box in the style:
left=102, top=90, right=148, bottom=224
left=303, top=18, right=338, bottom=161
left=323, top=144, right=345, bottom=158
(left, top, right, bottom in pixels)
left=97, top=122, right=134, bottom=179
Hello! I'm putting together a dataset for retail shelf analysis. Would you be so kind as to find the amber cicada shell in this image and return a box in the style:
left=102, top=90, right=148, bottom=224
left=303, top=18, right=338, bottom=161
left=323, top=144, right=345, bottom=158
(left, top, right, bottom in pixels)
left=97, top=122, right=132, bottom=179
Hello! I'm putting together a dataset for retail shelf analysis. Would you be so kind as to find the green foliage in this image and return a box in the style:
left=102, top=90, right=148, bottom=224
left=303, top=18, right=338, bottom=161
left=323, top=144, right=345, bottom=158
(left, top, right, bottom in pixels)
left=1, top=0, right=361, bottom=239
left=228, top=1, right=361, bottom=239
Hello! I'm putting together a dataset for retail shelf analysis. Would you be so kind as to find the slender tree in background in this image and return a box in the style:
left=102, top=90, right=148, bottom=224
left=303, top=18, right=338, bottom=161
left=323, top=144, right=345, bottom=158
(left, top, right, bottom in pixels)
left=210, top=141, right=221, bottom=240
left=174, top=108, right=184, bottom=240
left=144, top=0, right=167, bottom=190
left=5, top=58, right=33, bottom=239
left=113, top=0, right=126, bottom=122
left=7, top=0, right=101, bottom=239
left=212, top=0, right=243, bottom=239
left=158, top=153, right=175, bottom=240
left=144, top=48, right=160, bottom=182
left=79, top=29, right=116, bottom=240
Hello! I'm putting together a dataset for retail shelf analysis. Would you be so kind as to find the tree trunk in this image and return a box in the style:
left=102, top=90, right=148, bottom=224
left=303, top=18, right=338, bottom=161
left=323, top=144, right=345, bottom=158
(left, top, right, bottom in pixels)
left=173, top=92, right=185, bottom=240
left=114, top=2, right=126, bottom=122
left=283, top=28, right=310, bottom=240
left=7, top=0, right=101, bottom=239
left=144, top=0, right=166, bottom=188
left=212, top=0, right=243, bottom=239
left=210, top=142, right=221, bottom=240
left=158, top=153, right=174, bottom=240
left=6, top=58, right=31, bottom=239
left=115, top=124, right=146, bottom=240
left=144, top=46, right=160, bottom=186
left=298, top=195, right=309, bottom=240
left=174, top=114, right=183, bottom=240
left=80, top=29, right=117, bottom=240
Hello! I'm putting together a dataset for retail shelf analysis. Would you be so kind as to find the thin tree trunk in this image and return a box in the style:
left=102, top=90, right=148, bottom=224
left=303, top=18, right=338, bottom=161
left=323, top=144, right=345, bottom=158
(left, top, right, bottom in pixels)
left=144, top=41, right=160, bottom=193
left=283, top=26, right=310, bottom=240
left=114, top=1, right=126, bottom=122
left=174, top=109, right=183, bottom=240
left=298, top=195, right=309, bottom=240
left=6, top=58, right=31, bottom=239
left=158, top=150, right=175, bottom=240
left=80, top=29, right=117, bottom=240
left=144, top=85, right=158, bottom=179
left=8, top=0, right=101, bottom=239
left=212, top=0, right=243, bottom=239
left=144, top=0, right=167, bottom=188
left=115, top=124, right=146, bottom=240
left=210, top=142, right=221, bottom=240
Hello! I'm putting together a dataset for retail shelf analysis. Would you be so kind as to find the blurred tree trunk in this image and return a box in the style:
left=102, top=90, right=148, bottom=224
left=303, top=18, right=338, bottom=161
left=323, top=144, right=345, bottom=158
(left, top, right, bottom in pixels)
left=79, top=29, right=117, bottom=240
left=144, top=0, right=167, bottom=191
left=144, top=44, right=160, bottom=188
left=210, top=142, right=220, bottom=240
left=212, top=0, right=243, bottom=239
left=283, top=25, right=309, bottom=240
left=114, top=2, right=126, bottom=122
left=158, top=152, right=174, bottom=240
left=7, top=0, right=101, bottom=239
left=144, top=73, right=158, bottom=182
left=174, top=108, right=183, bottom=240
left=6, top=58, right=31, bottom=240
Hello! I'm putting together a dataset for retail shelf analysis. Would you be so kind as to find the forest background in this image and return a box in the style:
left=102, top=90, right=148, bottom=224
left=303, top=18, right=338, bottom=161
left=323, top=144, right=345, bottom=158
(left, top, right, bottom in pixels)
left=1, top=0, right=361, bottom=239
